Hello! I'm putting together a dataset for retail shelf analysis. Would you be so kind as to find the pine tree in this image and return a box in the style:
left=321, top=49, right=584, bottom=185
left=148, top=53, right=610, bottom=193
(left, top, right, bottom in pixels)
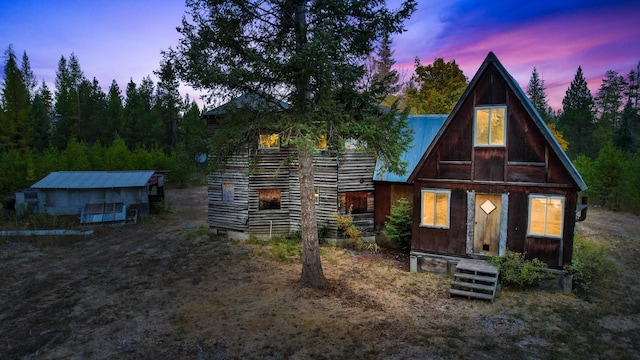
left=169, top=0, right=416, bottom=288
left=105, top=80, right=124, bottom=144
left=154, top=59, right=182, bottom=150
left=369, top=34, right=401, bottom=105
left=0, top=46, right=33, bottom=151
left=53, top=55, right=83, bottom=149
left=31, top=81, right=53, bottom=151
left=405, top=57, right=467, bottom=114
left=594, top=70, right=626, bottom=149
left=559, top=66, right=596, bottom=158
left=21, top=51, right=37, bottom=100
left=527, top=67, right=551, bottom=120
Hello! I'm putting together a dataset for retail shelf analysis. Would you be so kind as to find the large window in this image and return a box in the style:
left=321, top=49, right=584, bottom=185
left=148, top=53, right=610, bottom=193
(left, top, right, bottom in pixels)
left=475, top=106, right=506, bottom=146
left=259, top=134, right=279, bottom=149
left=420, top=189, right=450, bottom=228
left=528, top=195, right=564, bottom=238
left=259, top=189, right=281, bottom=210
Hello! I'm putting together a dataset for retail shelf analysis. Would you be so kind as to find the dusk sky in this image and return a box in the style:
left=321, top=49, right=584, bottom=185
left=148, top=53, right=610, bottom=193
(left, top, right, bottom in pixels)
left=2, top=0, right=639, bottom=111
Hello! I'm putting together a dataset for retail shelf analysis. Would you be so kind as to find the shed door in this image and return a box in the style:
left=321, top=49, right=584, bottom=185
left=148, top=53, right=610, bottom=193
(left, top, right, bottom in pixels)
left=473, top=194, right=502, bottom=256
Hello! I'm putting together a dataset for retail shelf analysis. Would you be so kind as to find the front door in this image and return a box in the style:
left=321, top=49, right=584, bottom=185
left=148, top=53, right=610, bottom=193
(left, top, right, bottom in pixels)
left=473, top=193, right=502, bottom=256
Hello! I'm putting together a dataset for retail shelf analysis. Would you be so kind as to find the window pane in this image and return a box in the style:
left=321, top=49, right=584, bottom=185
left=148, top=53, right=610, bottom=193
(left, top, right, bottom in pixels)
left=259, top=134, right=279, bottom=148
left=259, top=189, right=281, bottom=210
left=346, top=191, right=367, bottom=213
left=435, top=192, right=449, bottom=227
left=422, top=191, right=435, bottom=226
left=529, top=197, right=547, bottom=235
left=222, top=183, right=234, bottom=202
left=315, top=133, right=327, bottom=149
left=546, top=198, right=563, bottom=237
left=490, top=108, right=505, bottom=145
left=475, top=109, right=489, bottom=145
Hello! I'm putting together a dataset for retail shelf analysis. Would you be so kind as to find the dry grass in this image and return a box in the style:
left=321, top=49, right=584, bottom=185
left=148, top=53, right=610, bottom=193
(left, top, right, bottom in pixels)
left=0, top=187, right=638, bottom=359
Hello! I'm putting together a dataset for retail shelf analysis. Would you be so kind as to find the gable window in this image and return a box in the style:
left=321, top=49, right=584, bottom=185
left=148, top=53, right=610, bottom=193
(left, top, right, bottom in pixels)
left=475, top=106, right=506, bottom=146
left=259, top=134, right=279, bottom=149
left=420, top=189, right=450, bottom=228
left=222, top=183, right=234, bottom=202
left=528, top=195, right=564, bottom=238
left=259, top=189, right=281, bottom=210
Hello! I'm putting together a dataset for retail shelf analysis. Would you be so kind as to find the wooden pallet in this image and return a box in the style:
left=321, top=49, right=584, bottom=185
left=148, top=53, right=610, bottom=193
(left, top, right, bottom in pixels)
left=449, top=259, right=499, bottom=302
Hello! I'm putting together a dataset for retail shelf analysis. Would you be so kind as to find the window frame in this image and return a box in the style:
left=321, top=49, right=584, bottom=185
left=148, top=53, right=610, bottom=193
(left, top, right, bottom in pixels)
left=221, top=183, right=234, bottom=202
left=527, top=194, right=565, bottom=238
left=258, top=188, right=282, bottom=210
left=419, top=189, right=451, bottom=229
left=474, top=106, right=507, bottom=147
left=259, top=133, right=280, bottom=149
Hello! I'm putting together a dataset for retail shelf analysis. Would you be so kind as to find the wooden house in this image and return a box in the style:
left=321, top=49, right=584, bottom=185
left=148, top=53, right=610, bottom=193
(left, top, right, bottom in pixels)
left=203, top=94, right=376, bottom=240
left=406, top=52, right=587, bottom=271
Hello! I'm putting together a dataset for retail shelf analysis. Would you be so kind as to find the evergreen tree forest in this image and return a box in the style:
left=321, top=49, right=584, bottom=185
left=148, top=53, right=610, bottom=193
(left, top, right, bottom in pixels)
left=526, top=63, right=640, bottom=213
left=0, top=46, right=208, bottom=196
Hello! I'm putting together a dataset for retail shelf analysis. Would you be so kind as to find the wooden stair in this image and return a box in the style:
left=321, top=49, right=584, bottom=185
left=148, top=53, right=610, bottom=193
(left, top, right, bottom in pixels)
left=449, top=259, right=499, bottom=302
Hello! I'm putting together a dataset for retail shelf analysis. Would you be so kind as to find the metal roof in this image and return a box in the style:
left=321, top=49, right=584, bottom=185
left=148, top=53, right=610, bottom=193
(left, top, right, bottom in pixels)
left=31, top=171, right=156, bottom=189
left=203, top=93, right=289, bottom=116
left=374, top=114, right=447, bottom=182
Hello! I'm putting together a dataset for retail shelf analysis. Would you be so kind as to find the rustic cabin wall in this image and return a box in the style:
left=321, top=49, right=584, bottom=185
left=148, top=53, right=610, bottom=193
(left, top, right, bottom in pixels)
left=207, top=152, right=251, bottom=232
left=247, top=146, right=292, bottom=236
left=337, top=151, right=376, bottom=236
left=288, top=151, right=340, bottom=238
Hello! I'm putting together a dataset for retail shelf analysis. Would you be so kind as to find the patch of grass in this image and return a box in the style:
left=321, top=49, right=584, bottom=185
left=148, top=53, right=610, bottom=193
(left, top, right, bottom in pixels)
left=248, top=235, right=301, bottom=262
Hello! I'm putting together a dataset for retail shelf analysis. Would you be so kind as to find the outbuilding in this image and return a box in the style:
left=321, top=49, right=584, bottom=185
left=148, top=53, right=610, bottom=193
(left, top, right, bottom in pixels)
left=16, top=170, right=164, bottom=223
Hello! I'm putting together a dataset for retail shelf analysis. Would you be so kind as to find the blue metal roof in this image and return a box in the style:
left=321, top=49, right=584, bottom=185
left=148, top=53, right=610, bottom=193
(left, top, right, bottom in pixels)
left=374, top=114, right=447, bottom=182
left=31, top=171, right=156, bottom=189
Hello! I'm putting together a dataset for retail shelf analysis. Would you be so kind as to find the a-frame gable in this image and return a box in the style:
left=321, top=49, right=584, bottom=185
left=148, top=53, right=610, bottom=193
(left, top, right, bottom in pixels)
left=408, top=52, right=587, bottom=191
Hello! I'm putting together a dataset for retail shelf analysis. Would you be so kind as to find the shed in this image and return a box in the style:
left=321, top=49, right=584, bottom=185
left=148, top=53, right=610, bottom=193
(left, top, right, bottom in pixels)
left=20, top=170, right=163, bottom=221
left=406, top=52, right=587, bottom=270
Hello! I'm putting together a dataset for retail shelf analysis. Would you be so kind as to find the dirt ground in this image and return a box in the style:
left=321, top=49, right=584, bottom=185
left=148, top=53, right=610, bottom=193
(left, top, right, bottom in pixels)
left=1, top=186, right=639, bottom=359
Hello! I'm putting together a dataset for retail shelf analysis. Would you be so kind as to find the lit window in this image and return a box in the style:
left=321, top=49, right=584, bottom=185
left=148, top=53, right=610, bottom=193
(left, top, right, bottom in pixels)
left=341, top=191, right=370, bottom=214
left=420, top=189, right=450, bottom=228
left=259, top=134, right=279, bottom=149
left=222, top=183, right=234, bottom=202
left=475, top=106, right=506, bottom=146
left=259, top=189, right=281, bottom=210
left=315, top=133, right=327, bottom=149
left=528, top=195, right=564, bottom=238
left=314, top=186, right=320, bottom=204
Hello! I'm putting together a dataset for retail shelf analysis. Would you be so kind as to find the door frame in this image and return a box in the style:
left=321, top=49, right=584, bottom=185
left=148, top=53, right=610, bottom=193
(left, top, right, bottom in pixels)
left=466, top=191, right=508, bottom=256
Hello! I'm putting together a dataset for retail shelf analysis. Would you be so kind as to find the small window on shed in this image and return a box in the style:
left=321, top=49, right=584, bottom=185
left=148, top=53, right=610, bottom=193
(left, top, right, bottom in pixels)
left=528, top=195, right=564, bottom=238
left=315, top=133, right=327, bottom=149
left=222, top=183, right=234, bottom=202
left=259, top=189, right=281, bottom=210
left=259, top=134, right=279, bottom=149
left=475, top=106, right=506, bottom=146
left=314, top=186, right=320, bottom=204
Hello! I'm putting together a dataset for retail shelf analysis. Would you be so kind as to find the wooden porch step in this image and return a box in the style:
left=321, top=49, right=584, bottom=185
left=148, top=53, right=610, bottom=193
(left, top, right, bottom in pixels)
left=449, top=288, right=495, bottom=301
left=449, top=259, right=499, bottom=302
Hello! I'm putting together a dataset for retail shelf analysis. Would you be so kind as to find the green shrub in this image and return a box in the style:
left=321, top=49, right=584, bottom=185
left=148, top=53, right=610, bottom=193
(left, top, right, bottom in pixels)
left=333, top=208, right=361, bottom=249
left=382, top=197, right=412, bottom=252
left=488, top=251, right=547, bottom=289
left=565, top=233, right=616, bottom=296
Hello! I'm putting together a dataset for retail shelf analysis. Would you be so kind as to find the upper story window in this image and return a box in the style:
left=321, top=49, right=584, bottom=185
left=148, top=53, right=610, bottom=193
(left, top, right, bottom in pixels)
left=474, top=106, right=506, bottom=146
left=259, top=134, right=279, bottom=149
left=315, top=133, right=327, bottom=150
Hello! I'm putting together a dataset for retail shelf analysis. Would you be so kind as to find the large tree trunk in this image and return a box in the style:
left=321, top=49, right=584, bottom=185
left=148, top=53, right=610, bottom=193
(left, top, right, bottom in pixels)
left=298, top=148, right=328, bottom=289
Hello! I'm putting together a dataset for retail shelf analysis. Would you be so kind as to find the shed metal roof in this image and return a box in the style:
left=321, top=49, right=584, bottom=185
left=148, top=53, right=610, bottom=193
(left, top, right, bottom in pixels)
left=31, top=171, right=156, bottom=189
left=374, top=114, right=447, bottom=182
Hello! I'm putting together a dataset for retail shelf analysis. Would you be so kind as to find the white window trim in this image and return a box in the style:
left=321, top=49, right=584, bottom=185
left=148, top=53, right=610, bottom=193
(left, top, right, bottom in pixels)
left=419, top=189, right=451, bottom=229
left=474, top=105, right=507, bottom=147
left=527, top=194, right=565, bottom=238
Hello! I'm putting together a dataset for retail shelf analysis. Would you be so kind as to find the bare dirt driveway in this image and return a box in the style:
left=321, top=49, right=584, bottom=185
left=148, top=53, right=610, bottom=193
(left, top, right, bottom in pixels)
left=1, top=186, right=639, bottom=359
